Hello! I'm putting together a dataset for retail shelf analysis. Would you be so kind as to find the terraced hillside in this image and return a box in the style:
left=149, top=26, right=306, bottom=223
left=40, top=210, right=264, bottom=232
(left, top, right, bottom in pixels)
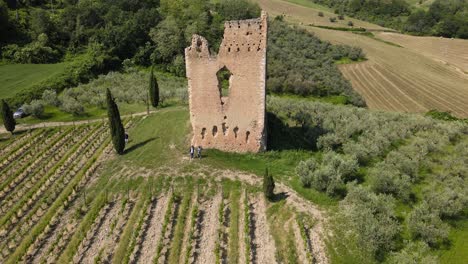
left=0, top=109, right=326, bottom=264
left=255, top=0, right=468, bottom=118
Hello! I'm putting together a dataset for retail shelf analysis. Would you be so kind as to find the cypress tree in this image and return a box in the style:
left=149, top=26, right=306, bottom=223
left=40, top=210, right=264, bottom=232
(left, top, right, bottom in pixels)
left=1, top=100, right=15, bottom=135
left=106, top=88, right=125, bottom=155
left=263, top=168, right=275, bottom=201
left=149, top=66, right=159, bottom=108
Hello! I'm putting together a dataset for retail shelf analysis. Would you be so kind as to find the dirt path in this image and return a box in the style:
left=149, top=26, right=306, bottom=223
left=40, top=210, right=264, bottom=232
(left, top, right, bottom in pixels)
left=0, top=111, right=151, bottom=134
left=196, top=193, right=222, bottom=264
left=250, top=195, right=276, bottom=264
left=135, top=195, right=169, bottom=264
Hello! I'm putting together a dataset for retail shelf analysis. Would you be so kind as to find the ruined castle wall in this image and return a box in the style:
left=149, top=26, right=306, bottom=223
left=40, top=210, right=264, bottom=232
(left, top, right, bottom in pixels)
left=185, top=12, right=268, bottom=153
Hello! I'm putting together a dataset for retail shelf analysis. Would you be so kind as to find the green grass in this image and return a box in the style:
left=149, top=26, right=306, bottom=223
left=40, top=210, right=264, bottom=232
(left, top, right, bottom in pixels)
left=272, top=94, right=349, bottom=105
left=266, top=200, right=299, bottom=263
left=352, top=32, right=403, bottom=47
left=0, top=63, right=68, bottom=99
left=107, top=107, right=190, bottom=169
left=335, top=57, right=367, bottom=65
left=438, top=219, right=468, bottom=263
left=227, top=183, right=241, bottom=263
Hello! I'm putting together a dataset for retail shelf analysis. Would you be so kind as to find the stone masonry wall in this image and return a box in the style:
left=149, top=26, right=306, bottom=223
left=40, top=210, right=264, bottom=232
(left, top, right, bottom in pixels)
left=185, top=11, right=268, bottom=153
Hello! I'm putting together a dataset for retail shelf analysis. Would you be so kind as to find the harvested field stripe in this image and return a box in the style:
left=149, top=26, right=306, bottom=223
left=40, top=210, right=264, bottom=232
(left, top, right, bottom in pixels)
left=360, top=65, right=416, bottom=112
left=384, top=65, right=468, bottom=114
left=343, top=65, right=394, bottom=110
left=353, top=64, right=408, bottom=111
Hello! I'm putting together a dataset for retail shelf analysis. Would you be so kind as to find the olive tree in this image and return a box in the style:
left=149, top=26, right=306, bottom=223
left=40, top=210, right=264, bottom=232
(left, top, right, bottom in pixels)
left=339, top=184, right=400, bottom=259
left=408, top=202, right=449, bottom=247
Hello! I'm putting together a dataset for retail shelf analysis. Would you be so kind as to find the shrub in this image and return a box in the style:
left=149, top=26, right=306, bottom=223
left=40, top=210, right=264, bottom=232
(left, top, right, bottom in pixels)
left=368, top=164, right=412, bottom=201
left=22, top=99, right=44, bottom=117
left=387, top=241, right=438, bottom=264
left=423, top=177, right=467, bottom=218
left=338, top=14, right=344, bottom=20
left=329, top=17, right=337, bottom=23
left=296, top=152, right=358, bottom=195
left=59, top=96, right=84, bottom=116
left=348, top=21, right=354, bottom=27
left=339, top=184, right=400, bottom=259
left=42, top=89, right=60, bottom=106
left=408, top=202, right=449, bottom=247
left=318, top=12, right=324, bottom=17
left=296, top=159, right=317, bottom=187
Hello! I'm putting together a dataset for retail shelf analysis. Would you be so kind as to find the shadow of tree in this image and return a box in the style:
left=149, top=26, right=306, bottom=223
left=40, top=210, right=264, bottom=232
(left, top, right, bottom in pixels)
left=125, top=137, right=157, bottom=154
left=271, top=191, right=289, bottom=203
left=267, top=112, right=323, bottom=151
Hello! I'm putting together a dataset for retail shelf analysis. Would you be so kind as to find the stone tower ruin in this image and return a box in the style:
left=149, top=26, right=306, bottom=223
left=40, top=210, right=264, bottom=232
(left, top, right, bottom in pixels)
left=185, top=11, right=268, bottom=153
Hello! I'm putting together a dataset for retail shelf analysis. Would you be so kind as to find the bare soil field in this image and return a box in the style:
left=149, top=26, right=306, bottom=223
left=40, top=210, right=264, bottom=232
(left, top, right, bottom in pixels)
left=255, top=0, right=468, bottom=117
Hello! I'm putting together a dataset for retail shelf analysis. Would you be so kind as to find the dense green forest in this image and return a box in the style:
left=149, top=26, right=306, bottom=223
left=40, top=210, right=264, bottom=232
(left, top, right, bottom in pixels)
left=0, top=0, right=364, bottom=108
left=309, top=0, right=468, bottom=38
